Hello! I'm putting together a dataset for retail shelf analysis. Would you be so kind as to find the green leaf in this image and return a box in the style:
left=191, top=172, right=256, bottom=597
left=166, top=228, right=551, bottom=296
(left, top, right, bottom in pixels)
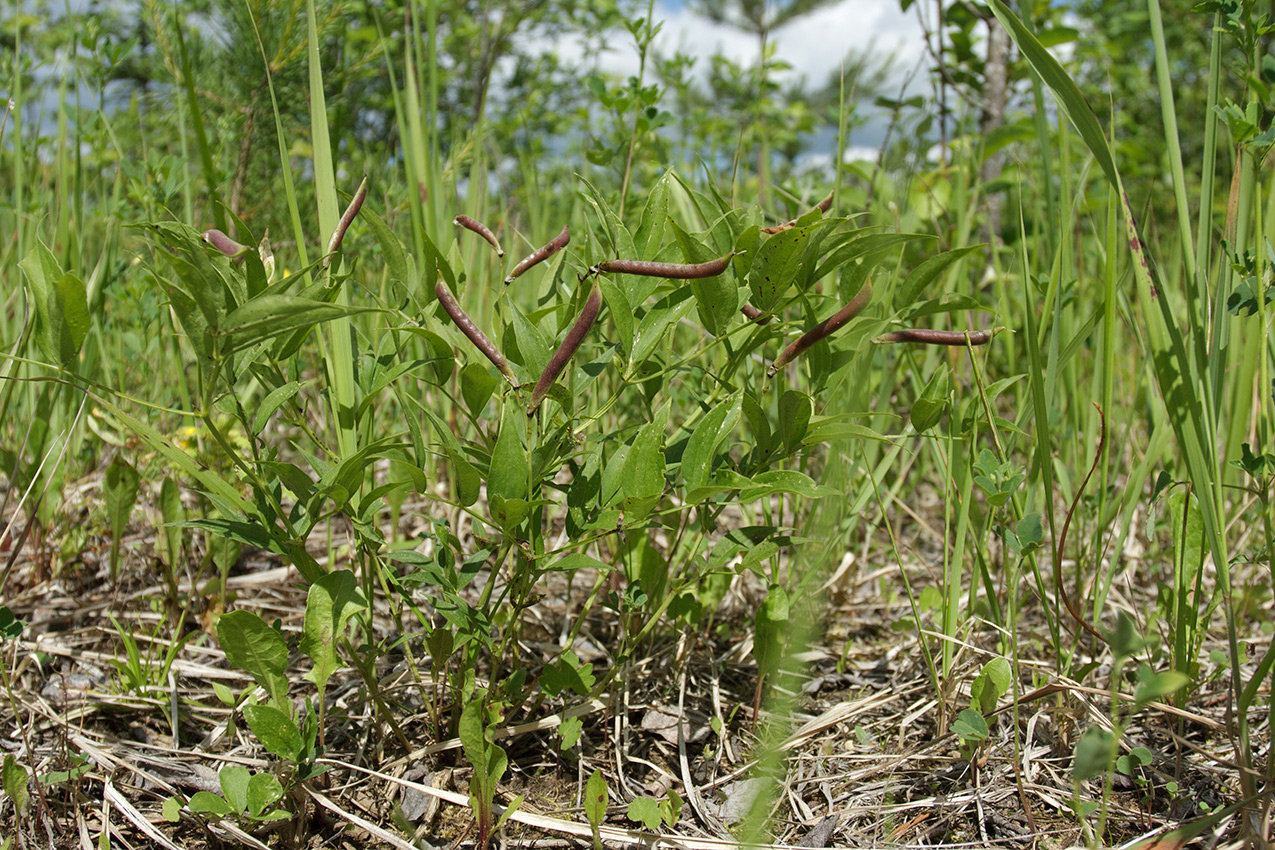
left=584, top=768, right=609, bottom=829
left=1, top=756, right=30, bottom=818
left=1072, top=727, right=1116, bottom=782
left=362, top=205, right=412, bottom=295
left=971, top=657, right=1012, bottom=714
left=159, top=477, right=184, bottom=568
left=753, top=584, right=790, bottom=678
left=19, top=242, right=90, bottom=370
left=217, top=610, right=290, bottom=710
left=103, top=455, right=141, bottom=577
left=540, top=650, right=596, bottom=698
left=253, top=381, right=303, bottom=433
left=461, top=363, right=499, bottom=417
left=246, top=772, right=285, bottom=818
left=634, top=172, right=670, bottom=256
left=740, top=470, right=837, bottom=501
left=621, top=408, right=667, bottom=518
left=682, top=391, right=742, bottom=491
left=218, top=764, right=251, bottom=814
left=221, top=294, right=381, bottom=355
left=893, top=245, right=984, bottom=310
left=162, top=796, right=183, bottom=822
left=186, top=791, right=234, bottom=817
left=599, top=278, right=634, bottom=362
left=559, top=715, right=583, bottom=751
left=670, top=219, right=737, bottom=337
left=1015, top=513, right=1043, bottom=555
left=778, top=390, right=811, bottom=453
left=488, top=397, right=530, bottom=505
left=243, top=703, right=304, bottom=762
left=1108, top=611, right=1145, bottom=660
left=545, top=553, right=614, bottom=573
left=300, top=569, right=368, bottom=696
left=627, top=797, right=662, bottom=831
left=660, top=790, right=682, bottom=827
left=458, top=700, right=491, bottom=799
left=951, top=708, right=989, bottom=742
left=1134, top=665, right=1191, bottom=708
left=0, top=607, right=24, bottom=641
left=419, top=405, right=481, bottom=507
left=630, top=288, right=695, bottom=368
left=503, top=300, right=551, bottom=384
left=748, top=226, right=812, bottom=311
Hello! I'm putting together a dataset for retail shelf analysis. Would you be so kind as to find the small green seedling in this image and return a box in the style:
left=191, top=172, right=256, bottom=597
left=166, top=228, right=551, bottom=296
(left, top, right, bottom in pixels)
left=164, top=764, right=290, bottom=824
left=584, top=768, right=609, bottom=850
left=626, top=789, right=682, bottom=831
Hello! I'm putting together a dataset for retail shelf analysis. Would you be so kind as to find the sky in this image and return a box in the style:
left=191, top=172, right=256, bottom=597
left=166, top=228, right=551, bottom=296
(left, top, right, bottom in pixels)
left=592, top=0, right=930, bottom=93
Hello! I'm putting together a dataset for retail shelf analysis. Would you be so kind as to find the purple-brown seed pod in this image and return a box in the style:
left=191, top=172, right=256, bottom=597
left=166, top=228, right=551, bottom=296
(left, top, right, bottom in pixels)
left=872, top=328, right=995, bottom=346
left=526, top=279, right=603, bottom=415
left=740, top=303, right=771, bottom=324
left=325, top=175, right=369, bottom=267
left=505, top=225, right=570, bottom=284
left=202, top=229, right=249, bottom=258
left=760, top=191, right=835, bottom=234
left=454, top=214, right=504, bottom=257
left=592, top=252, right=734, bottom=279
left=767, top=284, right=872, bottom=377
left=435, top=279, right=518, bottom=386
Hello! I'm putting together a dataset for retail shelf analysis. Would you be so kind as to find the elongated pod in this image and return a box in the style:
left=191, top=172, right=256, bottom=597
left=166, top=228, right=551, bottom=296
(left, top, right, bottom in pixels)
left=760, top=191, right=835, bottom=234
left=506, top=225, right=570, bottom=284
left=325, top=175, right=369, bottom=267
left=767, top=284, right=872, bottom=377
left=454, top=214, right=504, bottom=257
left=526, top=279, right=603, bottom=415
left=592, top=251, right=734, bottom=279
left=202, top=229, right=249, bottom=258
left=435, top=280, right=518, bottom=386
left=740, top=303, right=772, bottom=324
left=873, top=328, right=995, bottom=346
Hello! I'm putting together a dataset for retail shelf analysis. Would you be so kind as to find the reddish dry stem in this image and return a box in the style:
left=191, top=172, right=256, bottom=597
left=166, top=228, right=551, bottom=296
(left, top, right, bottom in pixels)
left=202, top=229, right=248, bottom=258
left=506, top=225, right=570, bottom=284
left=740, top=303, right=771, bottom=324
left=768, top=284, right=873, bottom=377
left=454, top=214, right=504, bottom=257
left=527, top=280, right=603, bottom=415
left=325, top=176, right=369, bottom=267
left=593, top=252, right=733, bottom=279
left=760, top=191, right=835, bottom=234
left=872, top=328, right=995, bottom=346
left=435, top=280, right=517, bottom=386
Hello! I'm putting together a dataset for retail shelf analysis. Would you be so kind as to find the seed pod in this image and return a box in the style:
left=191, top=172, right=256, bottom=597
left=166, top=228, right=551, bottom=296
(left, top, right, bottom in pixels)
left=872, top=328, right=995, bottom=346
left=767, top=284, right=872, bottom=377
left=526, top=278, right=603, bottom=415
left=740, top=303, right=771, bottom=324
left=454, top=214, right=504, bottom=257
left=325, top=175, right=369, bottom=267
left=592, top=252, right=734, bottom=279
left=760, top=191, right=835, bottom=234
left=505, top=225, right=570, bottom=284
left=435, top=279, right=518, bottom=386
left=202, top=229, right=249, bottom=258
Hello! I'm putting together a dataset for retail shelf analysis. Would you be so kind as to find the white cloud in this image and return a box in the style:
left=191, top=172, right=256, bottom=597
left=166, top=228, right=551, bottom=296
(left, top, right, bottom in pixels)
left=588, top=0, right=930, bottom=91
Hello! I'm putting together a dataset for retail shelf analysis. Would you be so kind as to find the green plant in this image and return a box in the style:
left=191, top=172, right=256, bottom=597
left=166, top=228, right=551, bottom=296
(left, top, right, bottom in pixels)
left=213, top=570, right=368, bottom=789
left=458, top=694, right=521, bottom=850
left=584, top=768, right=608, bottom=850
left=163, top=764, right=290, bottom=826
left=626, top=789, right=682, bottom=831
